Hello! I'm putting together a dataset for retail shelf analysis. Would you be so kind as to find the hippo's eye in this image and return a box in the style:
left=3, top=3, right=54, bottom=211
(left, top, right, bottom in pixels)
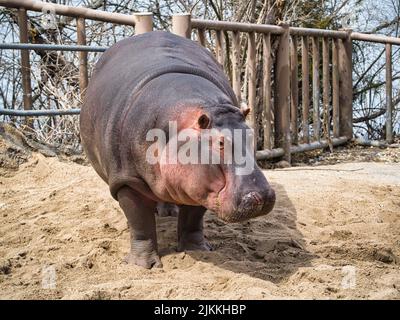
left=219, top=137, right=224, bottom=149
left=198, top=114, right=210, bottom=129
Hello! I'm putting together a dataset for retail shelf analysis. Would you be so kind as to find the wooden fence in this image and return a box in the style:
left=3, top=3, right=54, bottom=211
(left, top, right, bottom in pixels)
left=0, top=0, right=399, bottom=162
left=172, top=15, right=399, bottom=161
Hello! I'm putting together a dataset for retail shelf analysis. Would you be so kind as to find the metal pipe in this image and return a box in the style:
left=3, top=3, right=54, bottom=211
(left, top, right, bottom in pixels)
left=0, top=0, right=136, bottom=26
left=0, top=43, right=107, bottom=52
left=256, top=136, right=349, bottom=160
left=0, top=109, right=80, bottom=116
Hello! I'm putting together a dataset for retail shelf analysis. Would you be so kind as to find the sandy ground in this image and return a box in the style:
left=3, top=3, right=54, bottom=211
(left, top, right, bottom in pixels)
left=0, top=151, right=399, bottom=300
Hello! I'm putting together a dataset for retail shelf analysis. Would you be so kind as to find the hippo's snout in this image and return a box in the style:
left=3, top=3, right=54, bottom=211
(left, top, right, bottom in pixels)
left=221, top=188, right=276, bottom=223
left=238, top=191, right=264, bottom=213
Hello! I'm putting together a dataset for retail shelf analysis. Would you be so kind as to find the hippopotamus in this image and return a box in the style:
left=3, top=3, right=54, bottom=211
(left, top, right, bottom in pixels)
left=80, top=31, right=275, bottom=269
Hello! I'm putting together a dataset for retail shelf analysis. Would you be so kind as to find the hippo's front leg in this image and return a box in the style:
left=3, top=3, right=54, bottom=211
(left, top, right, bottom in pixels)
left=177, top=206, right=212, bottom=252
left=117, top=187, right=162, bottom=269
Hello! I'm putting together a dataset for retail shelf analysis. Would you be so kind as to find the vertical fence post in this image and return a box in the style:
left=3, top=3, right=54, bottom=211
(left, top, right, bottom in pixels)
left=77, top=17, right=88, bottom=98
left=301, top=36, right=310, bottom=143
left=322, top=37, right=330, bottom=140
left=312, top=37, right=320, bottom=141
left=215, top=30, right=225, bottom=66
left=332, top=39, right=340, bottom=138
left=263, top=33, right=272, bottom=149
left=18, top=8, right=33, bottom=124
left=386, top=43, right=393, bottom=143
left=338, top=29, right=353, bottom=140
left=197, top=28, right=206, bottom=46
left=247, top=32, right=257, bottom=150
left=133, top=12, right=153, bottom=35
left=290, top=35, right=299, bottom=145
left=172, top=13, right=191, bottom=38
left=274, top=24, right=291, bottom=163
left=232, top=31, right=241, bottom=102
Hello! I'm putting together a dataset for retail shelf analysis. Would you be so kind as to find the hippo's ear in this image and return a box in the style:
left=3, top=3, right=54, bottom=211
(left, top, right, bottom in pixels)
left=240, top=104, right=251, bottom=119
left=197, top=114, right=211, bottom=129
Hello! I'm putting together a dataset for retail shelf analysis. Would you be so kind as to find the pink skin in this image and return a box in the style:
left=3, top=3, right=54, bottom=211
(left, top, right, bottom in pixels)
left=154, top=106, right=273, bottom=222
left=158, top=111, right=226, bottom=209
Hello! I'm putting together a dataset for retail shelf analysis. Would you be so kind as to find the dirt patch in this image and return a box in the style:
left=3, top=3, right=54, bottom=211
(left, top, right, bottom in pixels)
left=0, top=150, right=399, bottom=299
left=0, top=122, right=87, bottom=177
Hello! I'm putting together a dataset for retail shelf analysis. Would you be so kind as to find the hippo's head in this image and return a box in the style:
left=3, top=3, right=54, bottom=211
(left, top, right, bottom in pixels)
left=157, top=104, right=275, bottom=223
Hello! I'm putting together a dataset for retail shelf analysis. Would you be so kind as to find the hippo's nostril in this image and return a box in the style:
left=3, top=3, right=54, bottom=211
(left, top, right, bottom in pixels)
left=238, top=192, right=264, bottom=213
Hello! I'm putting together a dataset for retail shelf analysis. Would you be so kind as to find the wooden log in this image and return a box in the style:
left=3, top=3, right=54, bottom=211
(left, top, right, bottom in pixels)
left=322, top=37, right=330, bottom=140
left=256, top=136, right=349, bottom=160
left=133, top=12, right=153, bottom=35
left=312, top=37, right=320, bottom=141
left=290, top=35, right=299, bottom=144
left=231, top=31, right=241, bottom=102
left=197, top=28, right=206, bottom=46
left=247, top=32, right=257, bottom=150
left=171, top=13, right=190, bottom=38
left=351, top=32, right=400, bottom=45
left=332, top=39, right=340, bottom=138
left=215, top=30, right=225, bottom=66
left=77, top=17, right=88, bottom=98
left=263, top=33, right=273, bottom=149
left=338, top=30, right=353, bottom=139
left=301, top=36, right=310, bottom=143
left=386, top=43, right=393, bottom=143
left=274, top=24, right=291, bottom=162
left=2, top=0, right=137, bottom=26
left=18, top=8, right=33, bottom=126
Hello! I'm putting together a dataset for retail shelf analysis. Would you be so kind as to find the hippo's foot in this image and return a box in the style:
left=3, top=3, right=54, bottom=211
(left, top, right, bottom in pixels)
left=178, top=231, right=212, bottom=252
left=124, top=244, right=162, bottom=269
left=156, top=202, right=179, bottom=217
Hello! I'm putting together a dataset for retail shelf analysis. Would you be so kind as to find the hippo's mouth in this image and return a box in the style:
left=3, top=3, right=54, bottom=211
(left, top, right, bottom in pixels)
left=205, top=165, right=227, bottom=215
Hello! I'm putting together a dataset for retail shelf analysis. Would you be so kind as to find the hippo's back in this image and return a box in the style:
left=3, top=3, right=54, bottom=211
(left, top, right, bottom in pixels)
left=80, top=31, right=236, bottom=197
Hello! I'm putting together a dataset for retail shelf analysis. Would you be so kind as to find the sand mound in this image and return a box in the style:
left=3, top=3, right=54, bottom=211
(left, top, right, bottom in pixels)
left=0, top=151, right=399, bottom=299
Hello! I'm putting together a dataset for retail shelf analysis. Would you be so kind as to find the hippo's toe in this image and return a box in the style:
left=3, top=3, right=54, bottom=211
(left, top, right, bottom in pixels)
left=124, top=239, right=163, bottom=269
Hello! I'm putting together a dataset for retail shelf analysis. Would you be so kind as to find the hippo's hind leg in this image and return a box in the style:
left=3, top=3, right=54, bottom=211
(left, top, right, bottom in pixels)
left=177, top=206, right=212, bottom=252
left=117, top=186, right=162, bottom=269
left=156, top=202, right=179, bottom=217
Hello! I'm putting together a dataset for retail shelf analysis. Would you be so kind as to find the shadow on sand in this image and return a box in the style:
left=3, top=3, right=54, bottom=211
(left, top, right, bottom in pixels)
left=157, top=182, right=315, bottom=284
